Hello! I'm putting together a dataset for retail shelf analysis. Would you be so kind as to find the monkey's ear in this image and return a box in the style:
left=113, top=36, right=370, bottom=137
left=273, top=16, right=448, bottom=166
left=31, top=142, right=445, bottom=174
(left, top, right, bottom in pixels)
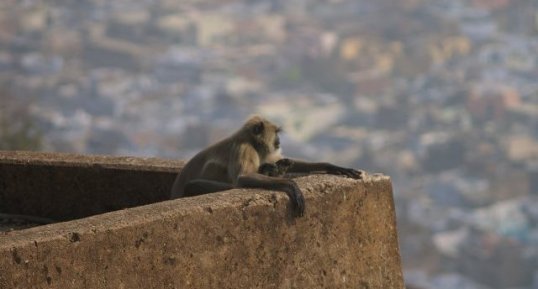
left=252, top=121, right=265, bottom=135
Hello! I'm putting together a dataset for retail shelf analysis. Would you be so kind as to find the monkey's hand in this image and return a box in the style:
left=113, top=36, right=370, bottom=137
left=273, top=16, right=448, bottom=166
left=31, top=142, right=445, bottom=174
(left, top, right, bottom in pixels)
left=258, top=163, right=280, bottom=177
left=328, top=165, right=363, bottom=179
left=285, top=181, right=305, bottom=217
left=258, top=159, right=294, bottom=177
left=275, top=158, right=293, bottom=171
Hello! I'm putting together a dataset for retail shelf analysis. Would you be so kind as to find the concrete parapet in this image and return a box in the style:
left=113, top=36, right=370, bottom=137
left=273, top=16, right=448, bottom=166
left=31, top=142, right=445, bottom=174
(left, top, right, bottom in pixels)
left=0, top=151, right=404, bottom=289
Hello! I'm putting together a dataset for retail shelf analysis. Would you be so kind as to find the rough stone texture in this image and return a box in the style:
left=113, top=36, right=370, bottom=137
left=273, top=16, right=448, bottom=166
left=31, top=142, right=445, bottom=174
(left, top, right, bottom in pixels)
left=0, top=151, right=404, bottom=289
left=0, top=151, right=183, bottom=221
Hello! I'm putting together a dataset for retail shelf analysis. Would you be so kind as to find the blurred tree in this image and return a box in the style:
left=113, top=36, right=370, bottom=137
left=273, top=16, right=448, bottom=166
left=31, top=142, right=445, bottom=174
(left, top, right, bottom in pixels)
left=0, top=88, right=42, bottom=150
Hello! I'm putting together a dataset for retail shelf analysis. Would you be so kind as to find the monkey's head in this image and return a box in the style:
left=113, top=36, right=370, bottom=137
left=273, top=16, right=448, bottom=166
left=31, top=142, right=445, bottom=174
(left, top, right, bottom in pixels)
left=243, top=115, right=283, bottom=162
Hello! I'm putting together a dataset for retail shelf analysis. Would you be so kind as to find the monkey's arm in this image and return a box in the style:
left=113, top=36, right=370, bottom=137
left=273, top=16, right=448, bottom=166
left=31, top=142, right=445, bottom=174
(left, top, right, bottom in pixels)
left=237, top=173, right=305, bottom=217
left=280, top=158, right=362, bottom=179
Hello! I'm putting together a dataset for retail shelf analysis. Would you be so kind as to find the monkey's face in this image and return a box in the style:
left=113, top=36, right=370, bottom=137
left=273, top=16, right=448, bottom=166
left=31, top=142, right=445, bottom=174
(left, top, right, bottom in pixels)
left=266, top=129, right=283, bottom=163
left=246, top=116, right=283, bottom=162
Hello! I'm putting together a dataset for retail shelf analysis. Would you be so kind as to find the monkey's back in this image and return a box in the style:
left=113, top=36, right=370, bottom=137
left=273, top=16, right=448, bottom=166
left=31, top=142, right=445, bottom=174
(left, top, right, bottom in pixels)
left=170, top=137, right=234, bottom=199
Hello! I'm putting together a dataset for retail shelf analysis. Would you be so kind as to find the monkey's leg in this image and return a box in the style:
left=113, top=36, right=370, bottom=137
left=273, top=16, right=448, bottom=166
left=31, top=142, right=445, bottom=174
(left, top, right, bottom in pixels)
left=281, top=158, right=362, bottom=179
left=183, top=179, right=234, bottom=197
left=237, top=173, right=305, bottom=217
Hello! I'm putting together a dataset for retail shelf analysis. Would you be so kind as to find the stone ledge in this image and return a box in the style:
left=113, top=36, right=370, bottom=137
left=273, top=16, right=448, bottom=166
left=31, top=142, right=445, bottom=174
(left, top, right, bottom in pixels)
left=0, top=151, right=404, bottom=289
left=0, top=150, right=183, bottom=171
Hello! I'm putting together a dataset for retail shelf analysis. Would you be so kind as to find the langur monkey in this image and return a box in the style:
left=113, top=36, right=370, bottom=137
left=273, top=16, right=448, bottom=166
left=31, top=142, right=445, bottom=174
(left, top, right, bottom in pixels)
left=170, top=115, right=362, bottom=216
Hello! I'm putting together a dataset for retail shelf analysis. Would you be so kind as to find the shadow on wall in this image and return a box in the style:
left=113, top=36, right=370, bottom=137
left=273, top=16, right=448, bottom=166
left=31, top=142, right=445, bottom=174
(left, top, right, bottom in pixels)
left=0, top=151, right=182, bottom=223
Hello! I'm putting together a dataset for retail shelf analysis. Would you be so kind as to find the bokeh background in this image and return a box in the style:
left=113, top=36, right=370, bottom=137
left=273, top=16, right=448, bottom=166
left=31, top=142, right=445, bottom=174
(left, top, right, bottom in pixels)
left=1, top=0, right=538, bottom=288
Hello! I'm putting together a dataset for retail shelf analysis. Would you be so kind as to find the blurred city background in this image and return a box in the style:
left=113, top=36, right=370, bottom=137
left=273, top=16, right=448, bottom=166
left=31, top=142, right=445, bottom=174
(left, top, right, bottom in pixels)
left=1, top=0, right=537, bottom=288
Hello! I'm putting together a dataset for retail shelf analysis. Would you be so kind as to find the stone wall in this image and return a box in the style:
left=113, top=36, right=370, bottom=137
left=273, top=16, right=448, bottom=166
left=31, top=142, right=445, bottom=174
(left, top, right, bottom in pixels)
left=0, top=151, right=182, bottom=221
left=0, top=151, right=404, bottom=289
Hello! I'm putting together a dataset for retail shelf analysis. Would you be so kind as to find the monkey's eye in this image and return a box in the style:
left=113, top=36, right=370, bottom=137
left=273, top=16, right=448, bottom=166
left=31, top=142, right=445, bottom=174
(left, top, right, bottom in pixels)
left=252, top=121, right=265, bottom=135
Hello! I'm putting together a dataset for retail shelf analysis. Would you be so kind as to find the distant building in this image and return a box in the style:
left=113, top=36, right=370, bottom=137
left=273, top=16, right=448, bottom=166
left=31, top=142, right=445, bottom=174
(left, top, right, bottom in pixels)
left=193, top=13, right=234, bottom=47
left=466, top=85, right=521, bottom=121
left=472, top=0, right=511, bottom=10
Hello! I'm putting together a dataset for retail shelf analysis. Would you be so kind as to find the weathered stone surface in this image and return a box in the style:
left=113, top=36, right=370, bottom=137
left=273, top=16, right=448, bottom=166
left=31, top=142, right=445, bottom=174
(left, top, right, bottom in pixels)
left=0, top=151, right=404, bottom=289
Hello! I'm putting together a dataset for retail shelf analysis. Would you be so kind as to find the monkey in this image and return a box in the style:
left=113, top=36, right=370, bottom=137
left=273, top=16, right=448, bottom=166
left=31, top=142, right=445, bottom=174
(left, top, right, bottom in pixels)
left=170, top=115, right=362, bottom=217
